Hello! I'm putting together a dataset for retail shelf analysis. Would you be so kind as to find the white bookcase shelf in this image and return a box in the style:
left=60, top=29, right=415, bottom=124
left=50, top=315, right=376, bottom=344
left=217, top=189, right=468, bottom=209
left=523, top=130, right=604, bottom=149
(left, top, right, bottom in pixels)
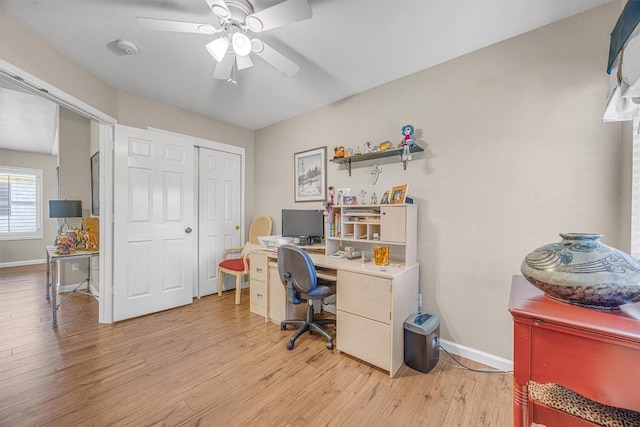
left=326, top=204, right=417, bottom=266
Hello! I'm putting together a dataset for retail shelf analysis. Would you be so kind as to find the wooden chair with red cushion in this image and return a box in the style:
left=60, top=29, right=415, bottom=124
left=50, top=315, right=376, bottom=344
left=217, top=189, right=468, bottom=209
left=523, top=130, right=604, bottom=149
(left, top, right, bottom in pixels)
left=218, top=215, right=272, bottom=304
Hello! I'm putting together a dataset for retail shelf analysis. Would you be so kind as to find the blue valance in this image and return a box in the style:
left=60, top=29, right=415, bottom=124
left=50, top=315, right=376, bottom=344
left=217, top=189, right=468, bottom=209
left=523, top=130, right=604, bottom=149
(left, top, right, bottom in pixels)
left=607, top=1, right=640, bottom=74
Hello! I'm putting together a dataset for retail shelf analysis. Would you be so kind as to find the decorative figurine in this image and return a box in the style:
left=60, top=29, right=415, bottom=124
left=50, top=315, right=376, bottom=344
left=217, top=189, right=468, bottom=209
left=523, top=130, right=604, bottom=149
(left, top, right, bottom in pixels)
left=364, top=141, right=374, bottom=153
left=401, top=124, right=415, bottom=147
left=370, top=163, right=382, bottom=185
left=359, top=190, right=367, bottom=205
left=371, top=192, right=377, bottom=205
left=401, top=124, right=415, bottom=163
left=56, top=234, right=76, bottom=254
left=327, top=186, right=336, bottom=212
left=378, top=141, right=392, bottom=152
left=83, top=231, right=99, bottom=251
left=334, top=146, right=344, bottom=158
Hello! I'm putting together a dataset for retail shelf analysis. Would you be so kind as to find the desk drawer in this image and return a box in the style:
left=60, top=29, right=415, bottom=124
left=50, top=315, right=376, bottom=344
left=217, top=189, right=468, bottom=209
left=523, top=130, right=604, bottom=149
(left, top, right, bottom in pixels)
left=268, top=265, right=306, bottom=324
left=250, top=253, right=268, bottom=281
left=337, top=270, right=391, bottom=324
left=250, top=278, right=266, bottom=316
left=337, top=310, right=390, bottom=371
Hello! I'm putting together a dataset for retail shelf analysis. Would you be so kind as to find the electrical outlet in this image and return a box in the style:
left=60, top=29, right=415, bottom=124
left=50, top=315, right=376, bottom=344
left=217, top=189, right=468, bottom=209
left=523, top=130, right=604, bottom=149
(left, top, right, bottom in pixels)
left=418, top=293, right=423, bottom=308
left=72, top=263, right=79, bottom=272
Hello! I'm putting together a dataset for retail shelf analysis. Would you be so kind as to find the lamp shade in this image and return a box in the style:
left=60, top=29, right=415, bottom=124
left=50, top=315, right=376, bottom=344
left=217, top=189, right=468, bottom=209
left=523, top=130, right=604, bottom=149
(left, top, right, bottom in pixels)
left=232, top=32, right=251, bottom=56
left=49, top=200, right=82, bottom=218
left=206, top=37, right=229, bottom=62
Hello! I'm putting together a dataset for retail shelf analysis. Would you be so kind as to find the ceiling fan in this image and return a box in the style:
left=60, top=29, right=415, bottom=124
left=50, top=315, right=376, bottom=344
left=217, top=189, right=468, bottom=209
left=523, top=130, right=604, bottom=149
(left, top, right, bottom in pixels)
left=137, top=0, right=312, bottom=83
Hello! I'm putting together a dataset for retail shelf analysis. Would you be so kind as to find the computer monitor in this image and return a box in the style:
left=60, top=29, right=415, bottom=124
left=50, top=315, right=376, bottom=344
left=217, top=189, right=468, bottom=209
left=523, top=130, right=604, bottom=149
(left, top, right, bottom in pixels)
left=282, top=209, right=324, bottom=244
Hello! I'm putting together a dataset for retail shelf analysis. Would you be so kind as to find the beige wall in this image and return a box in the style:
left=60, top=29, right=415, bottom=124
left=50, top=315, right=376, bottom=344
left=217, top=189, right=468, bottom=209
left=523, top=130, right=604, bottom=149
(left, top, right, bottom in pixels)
left=116, top=92, right=256, bottom=224
left=255, top=3, right=624, bottom=360
left=57, top=108, right=92, bottom=285
left=0, top=10, right=118, bottom=119
left=59, top=108, right=91, bottom=213
left=0, top=149, right=58, bottom=265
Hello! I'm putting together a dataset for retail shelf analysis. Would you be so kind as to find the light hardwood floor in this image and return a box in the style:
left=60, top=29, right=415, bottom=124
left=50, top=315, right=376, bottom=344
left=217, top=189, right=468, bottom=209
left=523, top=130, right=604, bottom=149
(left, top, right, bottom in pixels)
left=0, top=264, right=512, bottom=426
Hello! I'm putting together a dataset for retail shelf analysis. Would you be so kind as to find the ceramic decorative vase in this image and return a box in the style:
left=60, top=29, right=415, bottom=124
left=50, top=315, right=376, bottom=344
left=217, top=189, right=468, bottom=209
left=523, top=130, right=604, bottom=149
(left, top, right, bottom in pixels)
left=520, top=233, right=640, bottom=309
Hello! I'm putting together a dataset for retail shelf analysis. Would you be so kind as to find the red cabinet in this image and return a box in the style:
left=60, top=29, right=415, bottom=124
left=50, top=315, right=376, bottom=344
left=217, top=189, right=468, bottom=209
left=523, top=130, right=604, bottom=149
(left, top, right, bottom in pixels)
left=509, top=276, right=640, bottom=426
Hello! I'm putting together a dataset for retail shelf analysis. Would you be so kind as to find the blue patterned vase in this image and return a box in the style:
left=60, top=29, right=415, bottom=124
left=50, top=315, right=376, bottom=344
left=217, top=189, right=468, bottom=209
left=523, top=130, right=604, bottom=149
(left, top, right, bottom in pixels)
left=520, top=233, right=640, bottom=309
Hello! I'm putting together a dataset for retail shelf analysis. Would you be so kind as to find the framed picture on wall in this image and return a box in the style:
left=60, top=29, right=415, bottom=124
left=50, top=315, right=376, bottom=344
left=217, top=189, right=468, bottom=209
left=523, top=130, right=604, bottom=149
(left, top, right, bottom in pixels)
left=90, top=152, right=100, bottom=215
left=294, top=146, right=327, bottom=202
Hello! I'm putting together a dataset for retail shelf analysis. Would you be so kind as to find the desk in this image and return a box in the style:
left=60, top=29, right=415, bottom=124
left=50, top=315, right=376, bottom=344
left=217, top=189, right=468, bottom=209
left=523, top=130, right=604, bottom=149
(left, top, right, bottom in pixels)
left=509, top=275, right=640, bottom=426
left=249, top=249, right=419, bottom=377
left=45, top=245, right=99, bottom=328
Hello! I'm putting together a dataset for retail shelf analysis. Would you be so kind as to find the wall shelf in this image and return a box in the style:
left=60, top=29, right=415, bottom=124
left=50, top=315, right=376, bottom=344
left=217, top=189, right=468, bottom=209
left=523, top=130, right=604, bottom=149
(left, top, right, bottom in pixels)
left=330, top=145, right=424, bottom=176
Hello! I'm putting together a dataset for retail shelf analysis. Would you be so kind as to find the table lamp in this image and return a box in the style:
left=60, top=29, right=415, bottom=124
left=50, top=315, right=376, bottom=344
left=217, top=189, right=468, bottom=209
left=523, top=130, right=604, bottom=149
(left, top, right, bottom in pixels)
left=49, top=200, right=82, bottom=235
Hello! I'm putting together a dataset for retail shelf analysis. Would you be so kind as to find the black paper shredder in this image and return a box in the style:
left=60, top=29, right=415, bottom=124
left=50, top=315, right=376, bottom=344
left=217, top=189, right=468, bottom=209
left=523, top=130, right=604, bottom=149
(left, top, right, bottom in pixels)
left=404, top=312, right=440, bottom=373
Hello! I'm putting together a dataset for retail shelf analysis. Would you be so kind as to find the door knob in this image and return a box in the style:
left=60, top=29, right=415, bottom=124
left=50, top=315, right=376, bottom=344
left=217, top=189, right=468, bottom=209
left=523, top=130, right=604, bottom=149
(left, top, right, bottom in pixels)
left=235, top=225, right=240, bottom=230
left=185, top=227, right=192, bottom=233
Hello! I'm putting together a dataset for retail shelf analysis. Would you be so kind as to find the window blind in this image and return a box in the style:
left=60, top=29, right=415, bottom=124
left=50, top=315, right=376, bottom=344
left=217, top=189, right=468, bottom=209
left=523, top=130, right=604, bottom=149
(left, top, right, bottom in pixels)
left=0, top=167, right=43, bottom=240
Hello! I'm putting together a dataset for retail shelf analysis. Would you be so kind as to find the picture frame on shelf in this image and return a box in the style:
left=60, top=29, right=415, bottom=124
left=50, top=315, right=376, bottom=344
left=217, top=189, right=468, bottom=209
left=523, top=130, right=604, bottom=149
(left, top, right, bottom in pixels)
left=390, top=184, right=408, bottom=204
left=342, top=195, right=357, bottom=205
left=380, top=191, right=390, bottom=204
left=294, top=146, right=327, bottom=202
left=336, top=187, right=350, bottom=205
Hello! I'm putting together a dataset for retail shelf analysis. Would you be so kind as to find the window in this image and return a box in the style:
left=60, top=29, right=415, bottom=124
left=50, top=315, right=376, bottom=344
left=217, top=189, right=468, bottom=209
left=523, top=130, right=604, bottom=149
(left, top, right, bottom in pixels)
left=0, top=166, right=43, bottom=240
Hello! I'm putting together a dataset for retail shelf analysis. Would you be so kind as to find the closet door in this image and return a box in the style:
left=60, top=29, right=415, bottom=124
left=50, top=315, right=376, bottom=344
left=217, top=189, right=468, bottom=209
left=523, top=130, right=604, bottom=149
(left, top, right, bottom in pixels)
left=113, top=125, right=194, bottom=321
left=197, top=148, right=242, bottom=296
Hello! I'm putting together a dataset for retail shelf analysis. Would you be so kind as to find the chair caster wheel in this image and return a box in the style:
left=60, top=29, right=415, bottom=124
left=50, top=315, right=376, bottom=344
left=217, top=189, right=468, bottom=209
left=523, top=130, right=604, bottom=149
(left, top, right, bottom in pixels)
left=280, top=324, right=286, bottom=331
left=287, top=341, right=294, bottom=350
left=327, top=341, right=333, bottom=350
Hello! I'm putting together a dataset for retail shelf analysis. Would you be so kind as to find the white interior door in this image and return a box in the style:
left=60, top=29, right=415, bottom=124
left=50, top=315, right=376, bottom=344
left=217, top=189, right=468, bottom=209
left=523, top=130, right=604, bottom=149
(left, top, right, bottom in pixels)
left=113, top=125, right=194, bottom=321
left=198, top=147, right=242, bottom=296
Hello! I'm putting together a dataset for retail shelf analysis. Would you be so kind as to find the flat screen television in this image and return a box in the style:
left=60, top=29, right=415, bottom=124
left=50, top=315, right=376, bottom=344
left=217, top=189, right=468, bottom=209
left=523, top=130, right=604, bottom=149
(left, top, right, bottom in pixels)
left=282, top=209, right=324, bottom=244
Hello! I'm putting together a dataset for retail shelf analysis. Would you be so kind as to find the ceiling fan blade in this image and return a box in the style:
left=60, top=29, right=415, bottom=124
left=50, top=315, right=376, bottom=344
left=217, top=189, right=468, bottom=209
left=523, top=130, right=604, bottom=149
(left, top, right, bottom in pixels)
left=251, top=39, right=300, bottom=77
left=245, top=0, right=312, bottom=33
left=136, top=17, right=221, bottom=34
left=205, top=0, right=232, bottom=21
left=236, top=55, right=253, bottom=70
left=213, top=54, right=234, bottom=79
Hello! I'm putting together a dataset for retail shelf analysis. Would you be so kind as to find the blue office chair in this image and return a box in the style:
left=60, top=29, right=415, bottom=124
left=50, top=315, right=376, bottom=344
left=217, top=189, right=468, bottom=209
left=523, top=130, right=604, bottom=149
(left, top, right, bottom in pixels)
left=277, top=245, right=336, bottom=350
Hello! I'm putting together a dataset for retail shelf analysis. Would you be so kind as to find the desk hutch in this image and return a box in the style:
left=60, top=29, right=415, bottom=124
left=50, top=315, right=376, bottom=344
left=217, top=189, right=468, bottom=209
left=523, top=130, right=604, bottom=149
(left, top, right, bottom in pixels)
left=249, top=203, right=419, bottom=378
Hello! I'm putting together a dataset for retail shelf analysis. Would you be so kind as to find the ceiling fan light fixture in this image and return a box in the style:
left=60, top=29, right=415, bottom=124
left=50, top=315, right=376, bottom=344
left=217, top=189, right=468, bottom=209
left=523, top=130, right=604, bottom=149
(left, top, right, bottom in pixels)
left=245, top=16, right=263, bottom=32
left=232, top=32, right=251, bottom=56
left=206, top=37, right=229, bottom=62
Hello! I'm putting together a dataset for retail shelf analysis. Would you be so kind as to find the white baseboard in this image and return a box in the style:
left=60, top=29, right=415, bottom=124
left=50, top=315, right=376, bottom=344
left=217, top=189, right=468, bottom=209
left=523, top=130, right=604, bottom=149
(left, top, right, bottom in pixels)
left=0, top=259, right=46, bottom=268
left=58, top=283, right=84, bottom=293
left=439, top=338, right=513, bottom=372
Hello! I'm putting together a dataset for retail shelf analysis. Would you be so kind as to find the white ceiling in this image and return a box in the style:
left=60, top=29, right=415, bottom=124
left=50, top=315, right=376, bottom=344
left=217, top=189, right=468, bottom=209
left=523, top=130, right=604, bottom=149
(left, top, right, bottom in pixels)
left=0, top=76, right=58, bottom=155
left=0, top=0, right=614, bottom=133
